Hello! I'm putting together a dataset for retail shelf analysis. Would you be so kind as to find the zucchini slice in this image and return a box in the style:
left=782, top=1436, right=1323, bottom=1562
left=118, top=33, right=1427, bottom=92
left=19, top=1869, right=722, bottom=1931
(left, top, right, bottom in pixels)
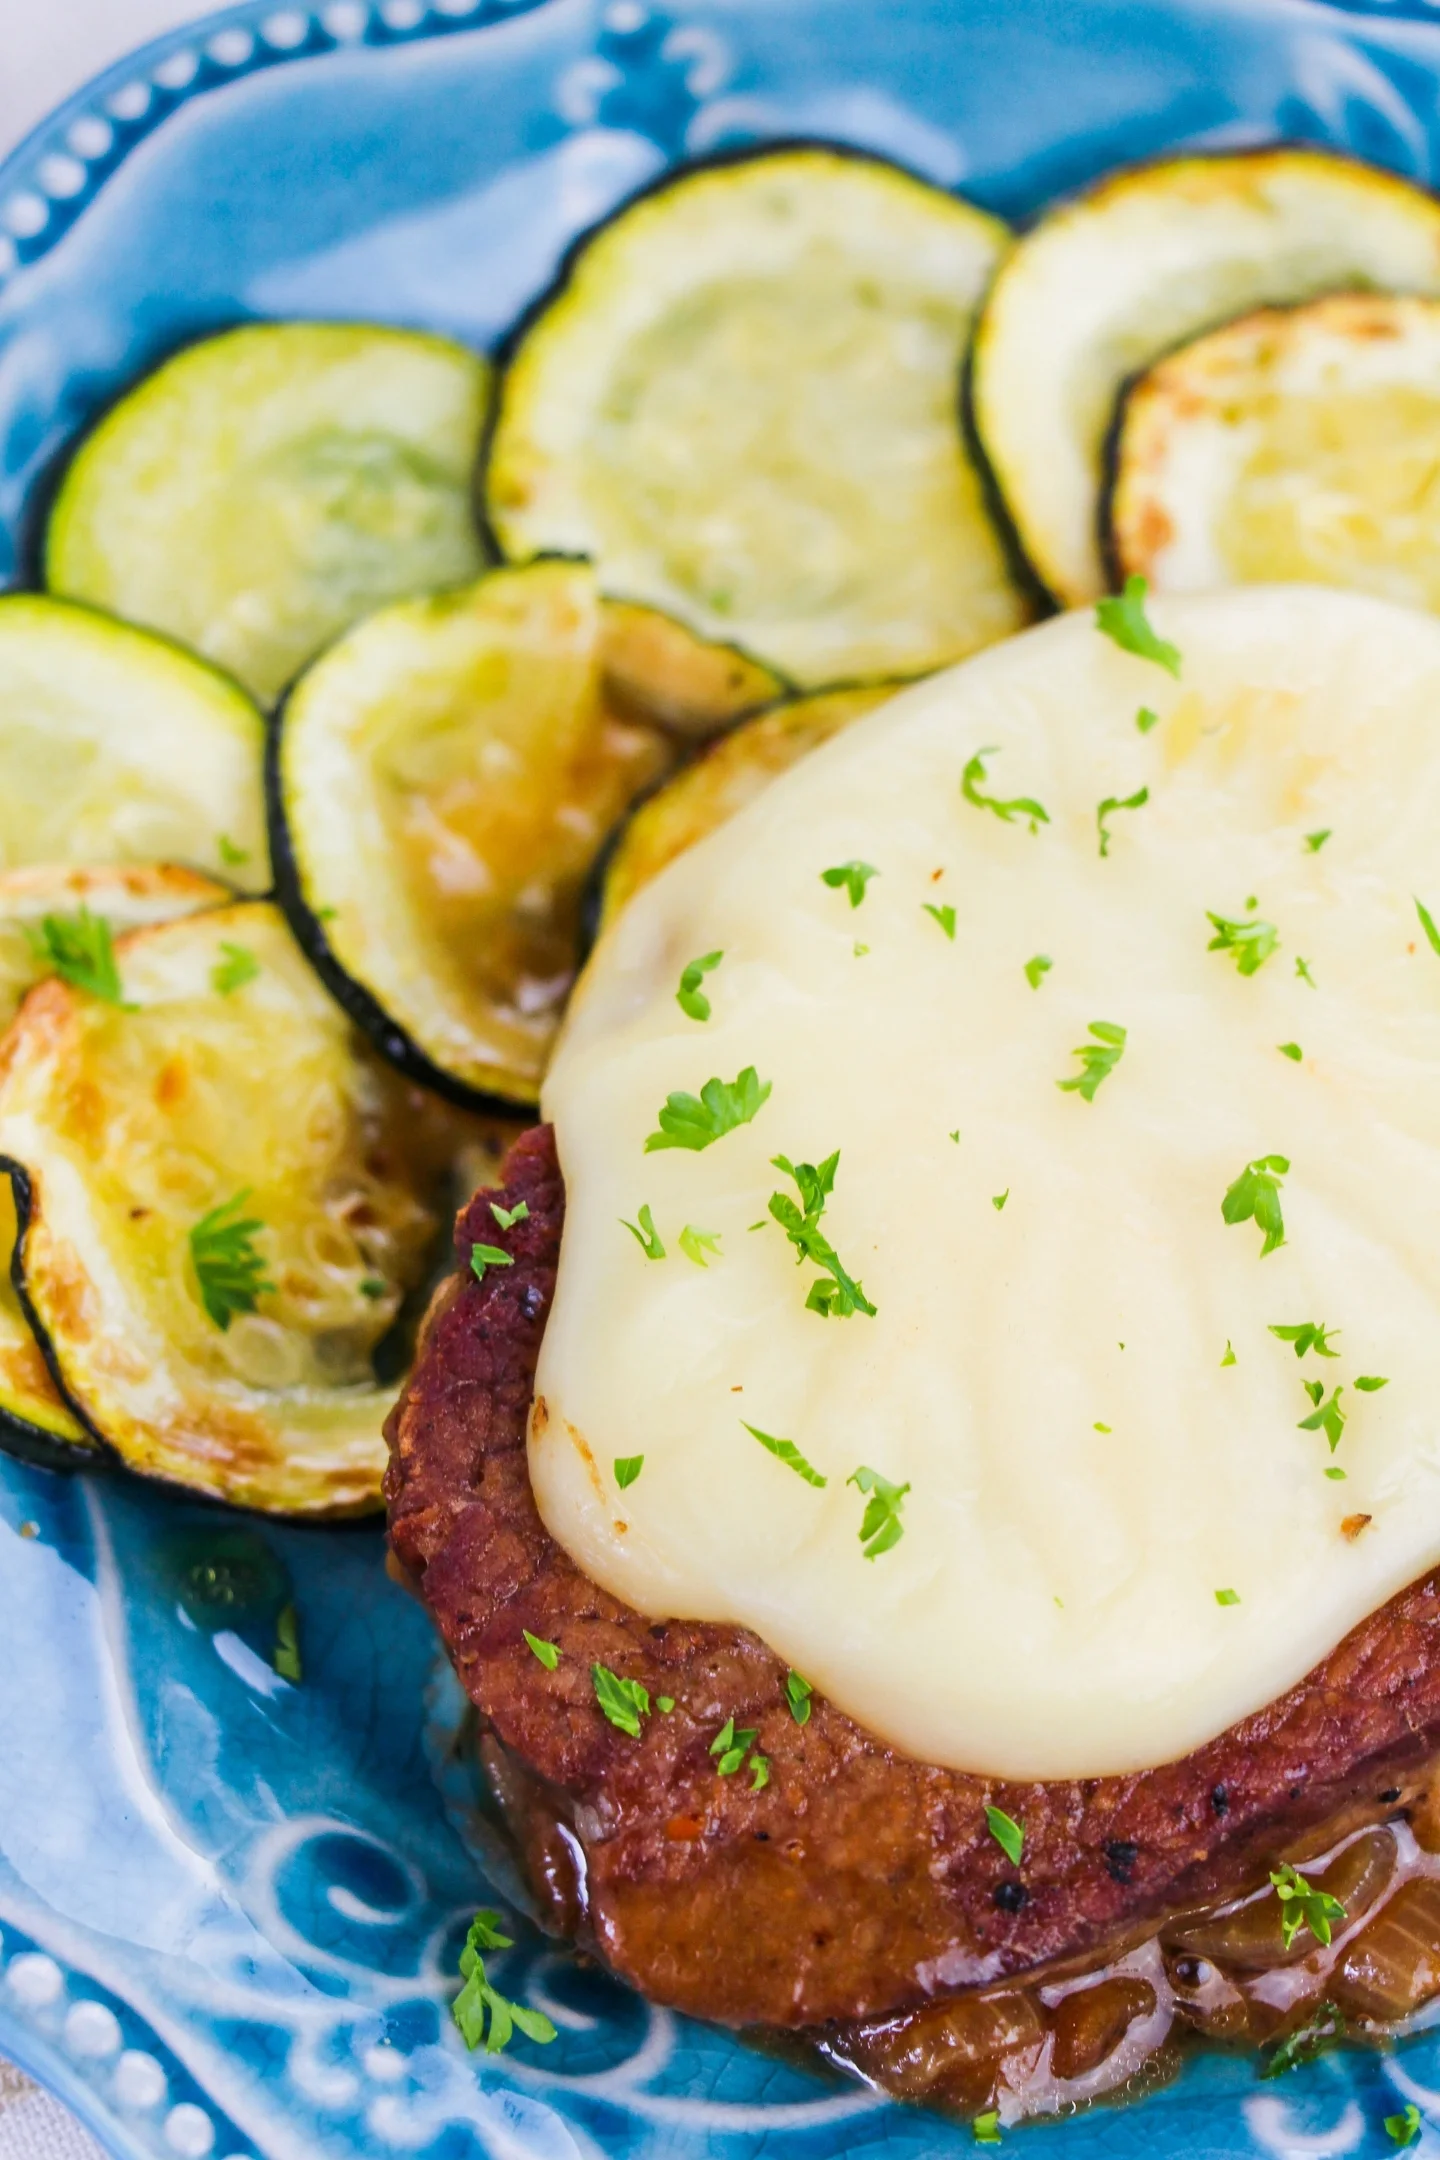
left=272, top=560, right=766, bottom=1111
left=970, top=148, right=1440, bottom=606
left=47, top=323, right=491, bottom=707
left=1107, top=293, right=1440, bottom=607
left=597, top=682, right=897, bottom=930
left=599, top=599, right=784, bottom=736
left=0, top=865, right=229, bottom=1461
left=0, top=901, right=460, bottom=1516
left=0, top=596, right=269, bottom=886
left=485, top=146, right=1028, bottom=687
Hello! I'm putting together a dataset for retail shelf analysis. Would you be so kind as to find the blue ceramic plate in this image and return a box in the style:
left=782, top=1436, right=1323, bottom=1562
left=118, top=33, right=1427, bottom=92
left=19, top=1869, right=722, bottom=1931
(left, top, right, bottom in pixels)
left=7, top=2, right=1440, bottom=2155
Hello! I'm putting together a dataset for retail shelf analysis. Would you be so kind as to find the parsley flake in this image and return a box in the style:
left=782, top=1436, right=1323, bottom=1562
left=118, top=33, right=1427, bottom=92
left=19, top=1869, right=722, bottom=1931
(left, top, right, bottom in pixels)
left=1386, top=2103, right=1422, bottom=2147
left=973, top=2112, right=1002, bottom=2146
left=273, top=1602, right=301, bottom=1683
left=1296, top=956, right=1317, bottom=988
left=960, top=746, right=1049, bottom=833
left=679, top=1224, right=722, bottom=1267
left=645, top=1067, right=771, bottom=1152
left=524, top=1630, right=559, bottom=1670
left=1269, top=1321, right=1339, bottom=1360
left=490, top=1200, right=529, bottom=1230
left=1278, top=1042, right=1303, bottom=1061
left=359, top=1276, right=387, bottom=1300
left=657, top=1695, right=675, bottom=1713
left=621, top=1204, right=665, bottom=1259
left=1215, top=1588, right=1240, bottom=1606
left=1207, top=911, right=1279, bottom=976
left=750, top=1754, right=770, bottom=1791
left=211, top=941, right=259, bottom=996
left=1221, top=1155, right=1289, bottom=1258
left=821, top=861, right=879, bottom=908
left=1305, top=830, right=1331, bottom=853
left=768, top=1151, right=876, bottom=1319
left=453, top=1911, right=557, bottom=2055
left=470, top=1242, right=514, bottom=1284
left=27, top=907, right=129, bottom=1006
left=1093, top=1421, right=1112, bottom=1433
left=1024, top=953, right=1052, bottom=990
left=1325, top=1466, right=1348, bottom=1481
left=217, top=832, right=249, bottom=868
left=1298, top=1384, right=1346, bottom=1451
left=847, top=1465, right=909, bottom=1559
left=949, top=1128, right=961, bottom=1144
left=189, top=1191, right=275, bottom=1330
left=614, top=1455, right=644, bottom=1489
left=853, top=941, right=869, bottom=957
left=1057, top=1019, right=1127, bottom=1102
left=1096, top=786, right=1149, bottom=858
left=592, top=1663, right=650, bottom=1737
left=992, top=1190, right=1009, bottom=1211
left=710, top=1716, right=759, bottom=1776
left=1270, top=1862, right=1347, bottom=1951
left=923, top=901, right=957, bottom=940
left=1094, top=574, right=1181, bottom=675
left=984, top=1804, right=1024, bottom=1866
left=1356, top=1374, right=1390, bottom=1392
left=1417, top=896, right=1440, bottom=958
left=676, top=949, right=723, bottom=1021
left=1136, top=706, right=1160, bottom=734
left=744, top=1421, right=827, bottom=1487
left=1260, top=2003, right=1345, bottom=2079
left=1221, top=1341, right=1236, bottom=1367
left=786, top=1670, right=813, bottom=1724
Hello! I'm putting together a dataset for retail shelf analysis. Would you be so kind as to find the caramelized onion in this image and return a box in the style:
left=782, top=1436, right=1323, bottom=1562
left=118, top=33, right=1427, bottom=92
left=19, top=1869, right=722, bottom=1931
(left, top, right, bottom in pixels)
left=1332, top=1878, right=1440, bottom=2021
left=833, top=1990, right=1045, bottom=2107
left=1050, top=1977, right=1158, bottom=2081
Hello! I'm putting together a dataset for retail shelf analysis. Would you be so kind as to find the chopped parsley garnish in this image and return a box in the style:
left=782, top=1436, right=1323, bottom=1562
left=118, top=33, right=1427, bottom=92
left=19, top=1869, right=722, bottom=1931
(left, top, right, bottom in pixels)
left=273, top=1602, right=301, bottom=1683
left=984, top=1804, right=1024, bottom=1866
left=1221, top=1341, right=1236, bottom=1367
left=786, top=1670, right=813, bottom=1724
left=992, top=1190, right=1009, bottom=1211
left=1024, top=953, right=1052, bottom=990
left=490, top=1200, right=529, bottom=1230
left=750, top=1754, right=770, bottom=1791
left=676, top=949, right=723, bottom=1021
left=1416, top=896, right=1440, bottom=958
left=1057, top=1019, right=1127, bottom=1102
left=768, top=1151, right=876, bottom=1319
left=1260, top=2003, right=1345, bottom=2080
left=923, top=901, right=957, bottom=940
left=657, top=1695, right=675, bottom=1713
left=1215, top=1588, right=1240, bottom=1606
left=1221, top=1155, right=1289, bottom=1258
left=853, top=941, right=869, bottom=957
left=1304, top=830, right=1331, bottom=853
left=1295, top=956, right=1317, bottom=988
left=524, top=1630, right=559, bottom=1670
left=453, top=1910, right=557, bottom=2055
left=821, top=861, right=879, bottom=908
left=1207, top=911, right=1279, bottom=976
left=1094, top=574, right=1181, bottom=676
left=1299, top=1383, right=1346, bottom=1451
left=1386, top=2103, right=1422, bottom=2147
left=592, top=1663, right=650, bottom=1737
left=645, top=1067, right=771, bottom=1152
left=211, top=941, right=259, bottom=996
left=470, top=1242, right=514, bottom=1284
left=1270, top=1862, right=1347, bottom=1951
left=1325, top=1466, right=1347, bottom=1481
left=614, top=1455, right=644, bottom=1489
left=27, top=906, right=128, bottom=1006
left=217, top=832, right=249, bottom=867
left=1093, top=1421, right=1111, bottom=1434
left=973, top=2108, right=1002, bottom=2144
left=1269, top=1321, right=1339, bottom=1360
left=359, top=1276, right=387, bottom=1300
left=710, top=1716, right=759, bottom=1776
left=621, top=1204, right=665, bottom=1259
left=744, top=1421, right=827, bottom=1487
left=679, top=1224, right=722, bottom=1267
left=960, top=746, right=1049, bottom=833
left=847, top=1465, right=909, bottom=1559
left=1356, top=1374, right=1390, bottom=1392
left=1136, top=706, right=1160, bottom=734
left=189, top=1191, right=275, bottom=1330
left=1096, top=786, right=1148, bottom=858
left=1278, top=1042, right=1302, bottom=1062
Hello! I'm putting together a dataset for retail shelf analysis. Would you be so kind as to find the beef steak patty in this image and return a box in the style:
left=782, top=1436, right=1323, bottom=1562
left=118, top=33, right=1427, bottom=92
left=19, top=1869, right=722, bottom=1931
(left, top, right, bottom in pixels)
left=385, top=1124, right=1440, bottom=2031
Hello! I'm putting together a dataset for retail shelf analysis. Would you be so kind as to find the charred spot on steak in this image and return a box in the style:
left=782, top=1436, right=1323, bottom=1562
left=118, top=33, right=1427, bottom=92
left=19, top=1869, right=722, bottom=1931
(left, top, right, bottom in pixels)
left=993, top=1881, right=1029, bottom=1912
left=1104, top=1840, right=1139, bottom=1884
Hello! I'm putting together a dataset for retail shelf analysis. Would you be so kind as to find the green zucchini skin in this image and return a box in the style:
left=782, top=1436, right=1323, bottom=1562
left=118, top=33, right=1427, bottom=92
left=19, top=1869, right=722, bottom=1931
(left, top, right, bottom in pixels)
left=0, top=1159, right=113, bottom=1477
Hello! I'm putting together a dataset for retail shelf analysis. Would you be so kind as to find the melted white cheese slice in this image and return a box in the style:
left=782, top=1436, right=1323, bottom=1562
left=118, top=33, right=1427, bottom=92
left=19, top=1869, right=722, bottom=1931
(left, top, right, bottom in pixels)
left=536, top=587, right=1440, bottom=1780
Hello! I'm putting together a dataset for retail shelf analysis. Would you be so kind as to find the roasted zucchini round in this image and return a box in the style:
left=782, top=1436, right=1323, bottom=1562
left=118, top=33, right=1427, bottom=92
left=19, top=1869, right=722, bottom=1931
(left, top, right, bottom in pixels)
left=271, top=560, right=774, bottom=1111
left=1107, top=293, right=1440, bottom=608
left=970, top=148, right=1440, bottom=606
left=46, top=323, right=491, bottom=707
left=0, top=595, right=269, bottom=886
left=485, top=145, right=1028, bottom=686
left=596, top=682, right=898, bottom=930
left=0, top=901, right=461, bottom=1515
left=0, top=865, right=229, bottom=1464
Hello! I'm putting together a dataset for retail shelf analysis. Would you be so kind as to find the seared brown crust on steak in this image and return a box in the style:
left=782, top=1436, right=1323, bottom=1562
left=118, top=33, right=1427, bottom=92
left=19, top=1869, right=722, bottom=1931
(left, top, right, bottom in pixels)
left=386, top=1124, right=1440, bottom=2030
